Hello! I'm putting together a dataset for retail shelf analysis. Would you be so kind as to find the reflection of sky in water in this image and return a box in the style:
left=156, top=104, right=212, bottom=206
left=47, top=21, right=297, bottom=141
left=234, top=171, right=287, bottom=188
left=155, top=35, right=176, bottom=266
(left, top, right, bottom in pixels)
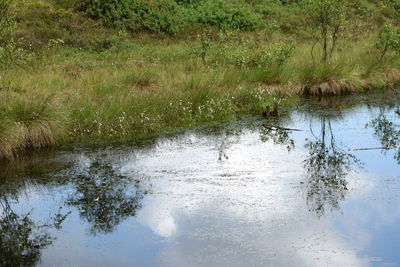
left=1, top=100, right=400, bottom=267
left=119, top=131, right=369, bottom=267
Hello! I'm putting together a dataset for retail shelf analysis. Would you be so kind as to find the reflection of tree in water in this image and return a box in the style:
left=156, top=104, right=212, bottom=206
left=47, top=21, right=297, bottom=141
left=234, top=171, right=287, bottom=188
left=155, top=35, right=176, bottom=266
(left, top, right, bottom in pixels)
left=67, top=160, right=146, bottom=235
left=215, top=117, right=296, bottom=160
left=259, top=123, right=295, bottom=151
left=367, top=106, right=400, bottom=164
left=304, top=118, right=358, bottom=216
left=0, top=197, right=69, bottom=267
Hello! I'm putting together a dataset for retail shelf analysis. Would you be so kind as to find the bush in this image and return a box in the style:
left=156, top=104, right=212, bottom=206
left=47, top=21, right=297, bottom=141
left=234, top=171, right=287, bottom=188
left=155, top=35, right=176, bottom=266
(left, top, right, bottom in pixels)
left=256, top=43, right=295, bottom=68
left=227, top=42, right=295, bottom=69
left=186, top=0, right=262, bottom=31
left=376, top=24, right=400, bottom=60
left=77, top=0, right=182, bottom=34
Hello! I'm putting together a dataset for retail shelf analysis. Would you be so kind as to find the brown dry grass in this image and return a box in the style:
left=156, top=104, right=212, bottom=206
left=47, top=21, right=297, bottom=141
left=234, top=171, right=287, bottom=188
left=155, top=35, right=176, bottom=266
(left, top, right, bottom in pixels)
left=303, top=78, right=362, bottom=96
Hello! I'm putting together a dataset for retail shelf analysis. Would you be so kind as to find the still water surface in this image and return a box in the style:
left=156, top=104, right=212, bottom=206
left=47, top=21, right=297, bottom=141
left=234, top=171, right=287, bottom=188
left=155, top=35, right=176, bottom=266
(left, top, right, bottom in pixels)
left=1, top=94, right=400, bottom=267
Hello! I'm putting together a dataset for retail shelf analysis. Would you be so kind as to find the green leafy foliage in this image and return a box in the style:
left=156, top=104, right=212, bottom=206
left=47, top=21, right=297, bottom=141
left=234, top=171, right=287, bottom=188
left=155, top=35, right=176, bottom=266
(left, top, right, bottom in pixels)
left=227, top=42, right=295, bottom=69
left=0, top=42, right=30, bottom=80
left=376, top=23, right=400, bottom=60
left=257, top=43, right=295, bottom=68
left=78, top=0, right=262, bottom=33
left=190, top=0, right=262, bottom=30
left=77, top=0, right=182, bottom=34
left=191, top=31, right=213, bottom=63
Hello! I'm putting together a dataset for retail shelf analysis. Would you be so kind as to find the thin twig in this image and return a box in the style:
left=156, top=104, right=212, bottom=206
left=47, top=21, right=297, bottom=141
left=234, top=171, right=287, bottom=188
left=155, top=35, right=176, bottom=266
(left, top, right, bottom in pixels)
left=388, top=85, right=399, bottom=95
left=349, top=145, right=400, bottom=151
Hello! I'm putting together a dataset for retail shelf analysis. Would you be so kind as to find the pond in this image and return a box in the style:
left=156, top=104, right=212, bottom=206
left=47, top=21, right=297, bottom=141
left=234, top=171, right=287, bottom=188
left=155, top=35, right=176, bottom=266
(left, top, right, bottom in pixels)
left=1, top=92, right=400, bottom=267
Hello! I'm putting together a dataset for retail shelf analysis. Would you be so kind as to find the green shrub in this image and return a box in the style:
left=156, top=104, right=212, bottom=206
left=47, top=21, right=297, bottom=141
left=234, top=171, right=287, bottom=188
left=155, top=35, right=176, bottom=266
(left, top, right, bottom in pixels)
left=191, top=31, right=213, bottom=63
left=189, top=0, right=262, bottom=31
left=376, top=24, right=400, bottom=60
left=227, top=42, right=295, bottom=69
left=256, top=43, right=295, bottom=68
left=77, top=0, right=182, bottom=34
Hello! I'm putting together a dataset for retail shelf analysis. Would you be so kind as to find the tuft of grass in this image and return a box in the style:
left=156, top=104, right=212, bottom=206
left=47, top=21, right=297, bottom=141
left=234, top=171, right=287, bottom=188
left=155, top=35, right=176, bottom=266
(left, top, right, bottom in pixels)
left=0, top=121, right=17, bottom=161
left=0, top=92, right=60, bottom=161
left=303, top=78, right=362, bottom=96
left=251, top=67, right=285, bottom=85
left=293, top=51, right=363, bottom=95
left=123, top=70, right=158, bottom=90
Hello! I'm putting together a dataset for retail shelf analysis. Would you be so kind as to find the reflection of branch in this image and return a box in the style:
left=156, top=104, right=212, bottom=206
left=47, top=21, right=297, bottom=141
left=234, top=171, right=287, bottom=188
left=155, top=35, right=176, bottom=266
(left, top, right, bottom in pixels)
left=367, top=106, right=400, bottom=164
left=350, top=145, right=400, bottom=151
left=0, top=196, right=69, bottom=266
left=218, top=133, right=228, bottom=161
left=260, top=123, right=295, bottom=151
left=67, top=160, right=145, bottom=235
left=263, top=125, right=302, bottom=132
left=304, top=119, right=358, bottom=217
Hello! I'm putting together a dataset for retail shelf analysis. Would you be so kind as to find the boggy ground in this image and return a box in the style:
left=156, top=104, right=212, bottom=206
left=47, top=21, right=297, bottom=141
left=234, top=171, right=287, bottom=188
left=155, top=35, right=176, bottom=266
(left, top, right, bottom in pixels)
left=0, top=0, right=399, bottom=161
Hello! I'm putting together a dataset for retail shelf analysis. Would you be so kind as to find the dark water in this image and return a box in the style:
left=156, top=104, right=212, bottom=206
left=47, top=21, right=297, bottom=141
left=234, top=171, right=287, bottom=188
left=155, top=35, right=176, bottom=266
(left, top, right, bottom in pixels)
left=1, top=93, right=400, bottom=267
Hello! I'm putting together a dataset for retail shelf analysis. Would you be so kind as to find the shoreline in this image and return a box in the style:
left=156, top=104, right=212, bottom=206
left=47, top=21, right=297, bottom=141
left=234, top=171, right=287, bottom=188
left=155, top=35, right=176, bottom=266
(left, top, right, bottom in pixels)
left=1, top=72, right=399, bottom=162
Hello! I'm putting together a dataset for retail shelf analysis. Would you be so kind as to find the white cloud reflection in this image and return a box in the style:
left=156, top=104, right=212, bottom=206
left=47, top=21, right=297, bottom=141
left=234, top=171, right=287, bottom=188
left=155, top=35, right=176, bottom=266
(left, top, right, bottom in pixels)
left=120, top=130, right=372, bottom=267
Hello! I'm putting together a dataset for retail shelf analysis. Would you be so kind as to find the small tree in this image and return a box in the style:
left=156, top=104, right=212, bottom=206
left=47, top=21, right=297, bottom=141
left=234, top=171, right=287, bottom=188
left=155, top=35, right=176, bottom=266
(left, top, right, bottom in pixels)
left=306, top=0, right=347, bottom=63
left=191, top=31, right=212, bottom=63
left=376, top=24, right=400, bottom=60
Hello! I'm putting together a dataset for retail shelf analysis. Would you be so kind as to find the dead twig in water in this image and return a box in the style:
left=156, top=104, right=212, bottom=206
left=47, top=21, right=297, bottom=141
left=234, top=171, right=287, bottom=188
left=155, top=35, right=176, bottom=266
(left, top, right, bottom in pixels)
left=388, top=85, right=399, bottom=95
left=263, top=125, right=302, bottom=132
left=349, top=145, right=400, bottom=151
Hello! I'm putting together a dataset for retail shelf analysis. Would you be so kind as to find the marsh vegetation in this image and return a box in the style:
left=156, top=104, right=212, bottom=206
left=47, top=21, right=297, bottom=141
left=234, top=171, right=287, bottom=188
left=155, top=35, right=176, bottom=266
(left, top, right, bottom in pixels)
left=0, top=0, right=399, bottom=160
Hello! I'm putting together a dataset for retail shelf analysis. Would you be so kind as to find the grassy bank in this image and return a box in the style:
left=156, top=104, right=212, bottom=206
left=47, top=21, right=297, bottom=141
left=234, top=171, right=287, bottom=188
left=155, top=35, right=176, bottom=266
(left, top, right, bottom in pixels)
left=0, top=0, right=399, bottom=161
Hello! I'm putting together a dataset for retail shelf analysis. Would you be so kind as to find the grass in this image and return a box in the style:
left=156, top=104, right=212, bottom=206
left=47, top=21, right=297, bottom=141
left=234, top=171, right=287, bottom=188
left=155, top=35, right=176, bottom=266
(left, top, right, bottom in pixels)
left=0, top=91, right=60, bottom=160
left=1, top=34, right=399, bottom=160
left=0, top=1, right=399, bottom=161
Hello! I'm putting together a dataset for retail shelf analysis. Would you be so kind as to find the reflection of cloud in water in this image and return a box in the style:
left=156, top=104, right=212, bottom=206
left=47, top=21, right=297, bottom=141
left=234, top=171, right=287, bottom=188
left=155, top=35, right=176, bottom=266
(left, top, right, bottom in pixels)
left=120, top=131, right=370, bottom=267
